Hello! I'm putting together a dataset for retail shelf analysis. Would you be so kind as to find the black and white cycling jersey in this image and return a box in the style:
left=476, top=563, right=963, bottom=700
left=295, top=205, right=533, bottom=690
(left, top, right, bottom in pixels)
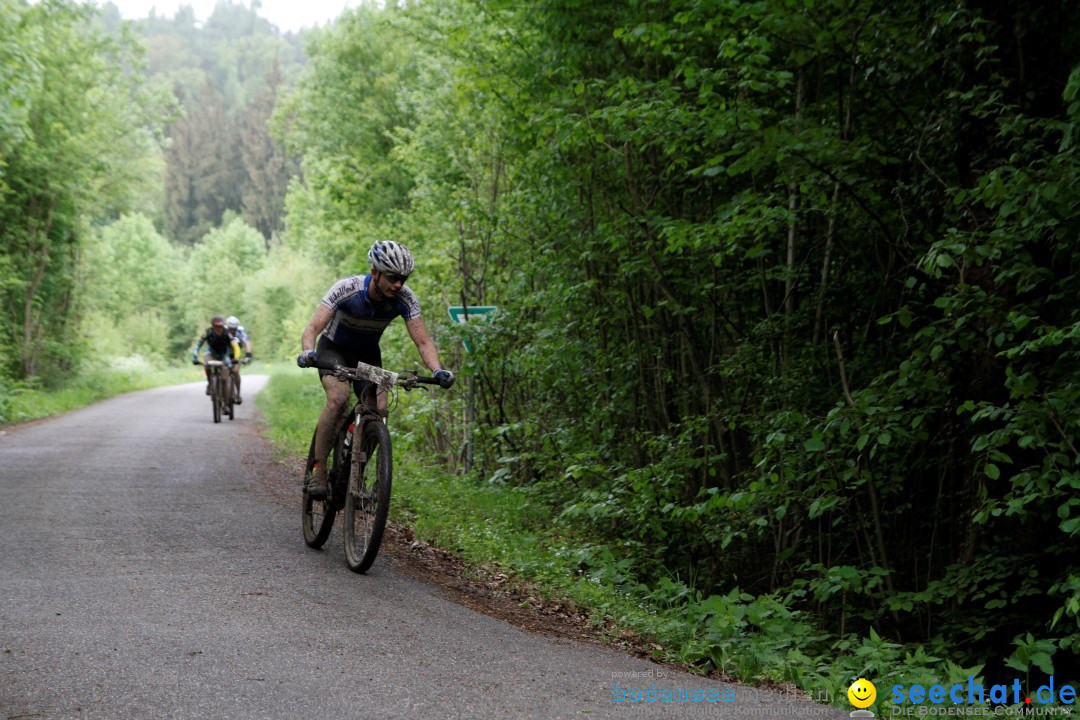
left=319, top=274, right=421, bottom=351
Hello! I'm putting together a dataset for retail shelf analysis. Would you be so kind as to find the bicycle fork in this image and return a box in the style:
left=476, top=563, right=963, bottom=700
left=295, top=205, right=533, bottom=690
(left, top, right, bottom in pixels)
left=347, top=416, right=367, bottom=484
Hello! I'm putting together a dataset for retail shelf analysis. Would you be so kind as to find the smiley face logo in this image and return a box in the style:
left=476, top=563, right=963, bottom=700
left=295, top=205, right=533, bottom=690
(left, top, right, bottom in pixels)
left=848, top=678, right=877, bottom=709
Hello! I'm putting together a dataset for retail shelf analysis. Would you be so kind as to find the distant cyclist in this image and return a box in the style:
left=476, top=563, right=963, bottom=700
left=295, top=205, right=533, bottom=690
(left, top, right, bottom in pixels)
left=297, top=240, right=455, bottom=499
left=224, top=316, right=253, bottom=404
left=191, top=315, right=237, bottom=395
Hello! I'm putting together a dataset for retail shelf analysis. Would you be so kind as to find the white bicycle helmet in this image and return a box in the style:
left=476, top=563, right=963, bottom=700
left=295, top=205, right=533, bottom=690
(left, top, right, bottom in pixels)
left=225, top=316, right=240, bottom=329
left=367, top=240, right=415, bottom=277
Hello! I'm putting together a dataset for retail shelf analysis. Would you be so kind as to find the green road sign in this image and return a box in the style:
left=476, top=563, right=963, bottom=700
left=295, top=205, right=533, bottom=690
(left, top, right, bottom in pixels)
left=447, top=305, right=497, bottom=324
left=447, top=305, right=497, bottom=353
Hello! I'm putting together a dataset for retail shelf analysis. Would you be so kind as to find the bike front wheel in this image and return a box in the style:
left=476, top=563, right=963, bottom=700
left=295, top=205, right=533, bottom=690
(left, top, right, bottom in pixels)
left=211, top=374, right=221, bottom=423
left=343, top=419, right=392, bottom=573
left=224, top=374, right=235, bottom=421
left=302, top=428, right=338, bottom=548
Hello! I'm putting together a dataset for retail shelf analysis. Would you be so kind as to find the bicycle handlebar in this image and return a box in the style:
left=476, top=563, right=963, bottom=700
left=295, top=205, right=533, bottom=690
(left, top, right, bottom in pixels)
left=307, top=357, right=441, bottom=391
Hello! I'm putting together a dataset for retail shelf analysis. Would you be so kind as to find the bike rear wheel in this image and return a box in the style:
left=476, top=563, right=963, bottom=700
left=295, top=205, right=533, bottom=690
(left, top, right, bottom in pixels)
left=302, top=428, right=338, bottom=548
left=343, top=419, right=392, bottom=573
left=224, top=374, right=235, bottom=421
left=211, top=374, right=221, bottom=423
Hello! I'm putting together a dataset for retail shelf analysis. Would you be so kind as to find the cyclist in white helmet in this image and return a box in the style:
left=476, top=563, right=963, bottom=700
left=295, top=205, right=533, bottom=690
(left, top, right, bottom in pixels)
left=224, top=316, right=252, bottom=404
left=297, top=240, right=454, bottom=499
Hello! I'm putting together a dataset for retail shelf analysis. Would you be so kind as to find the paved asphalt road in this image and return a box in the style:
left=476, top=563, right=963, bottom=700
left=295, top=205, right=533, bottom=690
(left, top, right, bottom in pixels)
left=0, top=379, right=847, bottom=720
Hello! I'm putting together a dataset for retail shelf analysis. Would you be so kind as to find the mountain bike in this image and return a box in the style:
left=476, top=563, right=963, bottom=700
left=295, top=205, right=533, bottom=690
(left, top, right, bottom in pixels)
left=300, top=359, right=442, bottom=573
left=203, top=359, right=234, bottom=423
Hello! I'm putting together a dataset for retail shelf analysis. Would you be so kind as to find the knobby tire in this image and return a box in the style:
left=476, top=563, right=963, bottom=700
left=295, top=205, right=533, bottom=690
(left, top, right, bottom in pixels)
left=343, top=419, right=392, bottom=574
left=211, top=374, right=221, bottom=423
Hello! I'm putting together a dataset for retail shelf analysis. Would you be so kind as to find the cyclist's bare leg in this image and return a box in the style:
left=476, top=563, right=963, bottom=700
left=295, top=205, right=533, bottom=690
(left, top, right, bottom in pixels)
left=232, top=364, right=242, bottom=400
left=314, top=374, right=350, bottom=464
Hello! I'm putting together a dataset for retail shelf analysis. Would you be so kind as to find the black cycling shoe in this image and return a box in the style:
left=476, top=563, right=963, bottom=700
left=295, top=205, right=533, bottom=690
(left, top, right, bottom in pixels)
left=234, top=395, right=242, bottom=405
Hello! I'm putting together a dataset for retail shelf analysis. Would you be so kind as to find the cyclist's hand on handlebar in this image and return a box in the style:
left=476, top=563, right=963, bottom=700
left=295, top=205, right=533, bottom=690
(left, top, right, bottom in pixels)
left=297, top=349, right=318, bottom=368
left=244, top=352, right=252, bottom=365
left=434, top=368, right=455, bottom=389
left=191, top=355, right=200, bottom=365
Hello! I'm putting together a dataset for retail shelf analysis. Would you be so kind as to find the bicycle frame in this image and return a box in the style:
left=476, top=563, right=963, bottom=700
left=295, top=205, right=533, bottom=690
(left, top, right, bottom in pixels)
left=202, top=359, right=233, bottom=422
left=323, top=388, right=381, bottom=507
left=323, top=360, right=429, bottom=463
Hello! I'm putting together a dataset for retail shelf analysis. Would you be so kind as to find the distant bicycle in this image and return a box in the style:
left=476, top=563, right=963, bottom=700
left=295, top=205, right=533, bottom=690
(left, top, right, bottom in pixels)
left=300, top=359, right=443, bottom=573
left=202, top=359, right=234, bottom=423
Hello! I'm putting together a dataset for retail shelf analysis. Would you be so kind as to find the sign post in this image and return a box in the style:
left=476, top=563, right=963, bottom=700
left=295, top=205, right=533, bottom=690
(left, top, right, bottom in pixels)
left=447, top=305, right=497, bottom=472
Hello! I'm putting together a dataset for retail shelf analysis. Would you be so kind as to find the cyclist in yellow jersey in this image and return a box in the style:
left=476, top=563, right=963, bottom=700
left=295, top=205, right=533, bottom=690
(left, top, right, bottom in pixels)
left=224, top=316, right=252, bottom=404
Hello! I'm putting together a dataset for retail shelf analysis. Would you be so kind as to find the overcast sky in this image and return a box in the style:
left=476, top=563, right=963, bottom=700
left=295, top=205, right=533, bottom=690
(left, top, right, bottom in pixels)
left=94, top=0, right=357, bottom=33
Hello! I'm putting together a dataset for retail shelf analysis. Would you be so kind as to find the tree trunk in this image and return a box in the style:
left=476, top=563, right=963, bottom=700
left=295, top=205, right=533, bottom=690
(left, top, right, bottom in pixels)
left=784, top=67, right=806, bottom=330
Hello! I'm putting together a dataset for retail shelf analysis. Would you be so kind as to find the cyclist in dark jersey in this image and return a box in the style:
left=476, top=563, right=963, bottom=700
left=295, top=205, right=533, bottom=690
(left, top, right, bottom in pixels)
left=297, top=241, right=455, bottom=499
left=191, top=315, right=237, bottom=395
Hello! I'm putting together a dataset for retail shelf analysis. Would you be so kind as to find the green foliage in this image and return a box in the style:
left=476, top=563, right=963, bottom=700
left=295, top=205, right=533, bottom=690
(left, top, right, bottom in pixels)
left=270, top=0, right=1080, bottom=687
left=275, top=3, right=421, bottom=267
left=0, top=0, right=172, bottom=382
left=163, top=80, right=239, bottom=244
left=183, top=216, right=268, bottom=344
left=136, top=0, right=303, bottom=111
left=127, top=0, right=304, bottom=244
left=80, top=213, right=183, bottom=359
left=243, top=244, right=336, bottom=361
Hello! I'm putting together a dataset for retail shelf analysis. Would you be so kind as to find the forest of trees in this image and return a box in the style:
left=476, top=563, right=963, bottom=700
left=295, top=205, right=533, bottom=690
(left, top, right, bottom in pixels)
left=2, top=0, right=1078, bottom=693
left=0, top=0, right=309, bottom=381
left=140, top=2, right=304, bottom=243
